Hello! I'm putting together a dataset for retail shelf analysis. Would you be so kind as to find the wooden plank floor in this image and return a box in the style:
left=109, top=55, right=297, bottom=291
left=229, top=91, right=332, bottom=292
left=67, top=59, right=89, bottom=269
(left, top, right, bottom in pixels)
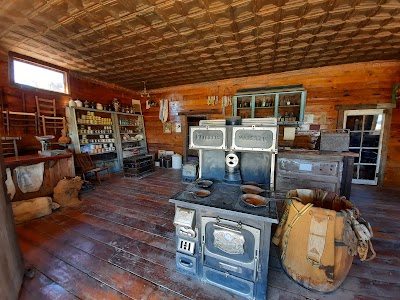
left=17, top=169, right=400, bottom=300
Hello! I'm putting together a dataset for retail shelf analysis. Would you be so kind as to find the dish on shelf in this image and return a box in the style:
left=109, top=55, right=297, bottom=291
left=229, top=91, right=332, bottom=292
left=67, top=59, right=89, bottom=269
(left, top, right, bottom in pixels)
left=135, top=134, right=143, bottom=140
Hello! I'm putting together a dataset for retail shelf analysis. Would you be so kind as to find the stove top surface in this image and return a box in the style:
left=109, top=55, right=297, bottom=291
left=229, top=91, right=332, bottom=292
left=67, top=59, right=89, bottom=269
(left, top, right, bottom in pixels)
left=172, top=181, right=279, bottom=220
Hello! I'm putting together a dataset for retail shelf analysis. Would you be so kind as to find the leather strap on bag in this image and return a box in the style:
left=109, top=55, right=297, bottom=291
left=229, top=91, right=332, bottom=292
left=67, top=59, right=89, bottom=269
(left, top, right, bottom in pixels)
left=306, top=209, right=330, bottom=267
left=281, top=201, right=314, bottom=262
left=272, top=199, right=291, bottom=246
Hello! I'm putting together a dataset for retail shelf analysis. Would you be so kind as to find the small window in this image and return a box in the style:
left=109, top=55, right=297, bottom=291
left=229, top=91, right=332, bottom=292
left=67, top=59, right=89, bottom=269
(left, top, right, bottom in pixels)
left=10, top=53, right=69, bottom=94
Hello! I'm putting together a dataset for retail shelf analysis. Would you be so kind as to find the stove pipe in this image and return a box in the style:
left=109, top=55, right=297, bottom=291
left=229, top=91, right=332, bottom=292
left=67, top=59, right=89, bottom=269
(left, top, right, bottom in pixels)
left=225, top=116, right=242, bottom=125
left=224, top=117, right=242, bottom=184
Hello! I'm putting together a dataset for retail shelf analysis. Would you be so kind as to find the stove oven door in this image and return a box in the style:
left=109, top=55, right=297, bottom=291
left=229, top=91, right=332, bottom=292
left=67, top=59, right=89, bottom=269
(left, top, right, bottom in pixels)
left=201, top=217, right=260, bottom=285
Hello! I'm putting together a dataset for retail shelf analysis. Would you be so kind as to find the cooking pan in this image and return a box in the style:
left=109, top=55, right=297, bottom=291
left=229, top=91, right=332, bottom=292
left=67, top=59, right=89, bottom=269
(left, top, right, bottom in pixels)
left=188, top=189, right=211, bottom=198
left=240, top=185, right=265, bottom=195
left=195, top=179, right=213, bottom=188
left=240, top=194, right=268, bottom=207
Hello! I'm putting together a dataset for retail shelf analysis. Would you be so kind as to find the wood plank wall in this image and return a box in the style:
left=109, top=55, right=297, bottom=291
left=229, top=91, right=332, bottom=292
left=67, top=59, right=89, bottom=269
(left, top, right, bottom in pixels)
left=145, top=61, right=400, bottom=187
left=1, top=57, right=399, bottom=186
left=0, top=59, right=140, bottom=154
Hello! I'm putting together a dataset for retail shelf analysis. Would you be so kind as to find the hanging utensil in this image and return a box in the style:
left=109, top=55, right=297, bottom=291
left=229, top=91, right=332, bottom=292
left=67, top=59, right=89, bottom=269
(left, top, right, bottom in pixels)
left=221, top=96, right=226, bottom=115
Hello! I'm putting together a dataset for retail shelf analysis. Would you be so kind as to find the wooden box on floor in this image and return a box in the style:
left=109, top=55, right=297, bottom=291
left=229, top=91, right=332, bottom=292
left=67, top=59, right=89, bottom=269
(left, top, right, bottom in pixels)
left=123, top=155, right=154, bottom=177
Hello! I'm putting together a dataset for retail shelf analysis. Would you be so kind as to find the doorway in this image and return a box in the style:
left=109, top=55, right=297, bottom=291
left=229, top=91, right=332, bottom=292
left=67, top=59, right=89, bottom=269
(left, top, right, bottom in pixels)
left=343, top=109, right=384, bottom=185
left=181, top=114, right=209, bottom=163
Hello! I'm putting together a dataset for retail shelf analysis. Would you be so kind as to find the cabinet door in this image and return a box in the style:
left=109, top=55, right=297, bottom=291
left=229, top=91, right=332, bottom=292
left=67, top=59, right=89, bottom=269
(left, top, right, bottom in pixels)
left=233, top=89, right=306, bottom=122
left=254, top=94, right=276, bottom=118
left=234, top=96, right=253, bottom=118
left=277, top=92, right=303, bottom=124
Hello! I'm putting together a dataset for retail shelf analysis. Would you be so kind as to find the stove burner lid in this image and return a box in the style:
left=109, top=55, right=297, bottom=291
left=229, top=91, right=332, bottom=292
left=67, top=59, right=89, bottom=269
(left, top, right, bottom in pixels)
left=172, top=181, right=278, bottom=220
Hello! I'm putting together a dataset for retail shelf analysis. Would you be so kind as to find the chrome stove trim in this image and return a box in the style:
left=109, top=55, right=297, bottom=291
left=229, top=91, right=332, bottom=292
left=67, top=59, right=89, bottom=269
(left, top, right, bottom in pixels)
left=173, top=207, right=195, bottom=228
left=213, top=225, right=245, bottom=255
left=201, top=216, right=260, bottom=270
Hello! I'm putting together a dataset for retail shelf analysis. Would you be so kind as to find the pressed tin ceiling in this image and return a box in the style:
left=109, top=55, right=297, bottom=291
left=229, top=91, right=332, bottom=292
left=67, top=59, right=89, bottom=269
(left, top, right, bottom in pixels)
left=0, top=0, right=399, bottom=91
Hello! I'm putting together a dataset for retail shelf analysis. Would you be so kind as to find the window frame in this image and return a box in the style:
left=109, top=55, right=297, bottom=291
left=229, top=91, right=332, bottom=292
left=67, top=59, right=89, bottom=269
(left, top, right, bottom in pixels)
left=8, top=52, right=70, bottom=95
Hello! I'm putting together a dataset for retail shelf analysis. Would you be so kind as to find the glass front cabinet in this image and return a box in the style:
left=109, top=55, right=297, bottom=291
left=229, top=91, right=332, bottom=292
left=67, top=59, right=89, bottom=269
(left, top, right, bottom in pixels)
left=233, top=86, right=306, bottom=125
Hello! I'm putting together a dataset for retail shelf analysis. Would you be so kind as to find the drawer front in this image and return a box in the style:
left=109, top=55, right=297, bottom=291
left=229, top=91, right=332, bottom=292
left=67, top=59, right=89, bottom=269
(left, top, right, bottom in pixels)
left=204, top=255, right=255, bottom=281
left=278, top=158, right=340, bottom=176
left=203, top=266, right=254, bottom=299
left=176, top=252, right=197, bottom=276
left=276, top=175, right=338, bottom=194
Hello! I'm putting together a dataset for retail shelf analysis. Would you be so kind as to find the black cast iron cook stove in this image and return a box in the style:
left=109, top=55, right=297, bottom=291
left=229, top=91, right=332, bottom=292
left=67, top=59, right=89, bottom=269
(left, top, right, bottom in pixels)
left=170, top=117, right=279, bottom=300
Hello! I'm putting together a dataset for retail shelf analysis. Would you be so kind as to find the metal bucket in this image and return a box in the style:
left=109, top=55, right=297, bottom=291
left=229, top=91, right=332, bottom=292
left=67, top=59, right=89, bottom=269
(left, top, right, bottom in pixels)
left=165, top=157, right=172, bottom=168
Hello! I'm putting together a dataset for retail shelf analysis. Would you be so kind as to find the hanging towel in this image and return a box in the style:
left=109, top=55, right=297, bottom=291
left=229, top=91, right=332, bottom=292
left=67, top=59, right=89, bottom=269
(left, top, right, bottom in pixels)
left=5, top=168, right=16, bottom=200
left=14, top=162, right=45, bottom=193
left=159, top=99, right=169, bottom=123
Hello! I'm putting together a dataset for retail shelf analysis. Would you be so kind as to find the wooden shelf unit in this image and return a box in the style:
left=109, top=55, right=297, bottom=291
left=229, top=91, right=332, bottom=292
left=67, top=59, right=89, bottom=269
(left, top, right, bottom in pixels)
left=233, top=85, right=306, bottom=123
left=66, top=107, right=148, bottom=173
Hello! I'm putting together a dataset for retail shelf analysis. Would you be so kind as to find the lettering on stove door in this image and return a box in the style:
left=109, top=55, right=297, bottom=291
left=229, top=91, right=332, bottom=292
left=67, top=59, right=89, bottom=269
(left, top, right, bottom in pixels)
left=234, top=129, right=274, bottom=149
left=192, top=129, right=224, bottom=147
left=213, top=228, right=245, bottom=255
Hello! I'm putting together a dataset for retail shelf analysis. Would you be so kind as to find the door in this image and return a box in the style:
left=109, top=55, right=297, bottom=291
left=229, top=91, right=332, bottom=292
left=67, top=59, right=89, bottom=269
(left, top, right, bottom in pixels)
left=343, top=109, right=384, bottom=185
left=201, top=217, right=260, bottom=280
left=182, top=115, right=208, bottom=162
left=0, top=144, right=24, bottom=299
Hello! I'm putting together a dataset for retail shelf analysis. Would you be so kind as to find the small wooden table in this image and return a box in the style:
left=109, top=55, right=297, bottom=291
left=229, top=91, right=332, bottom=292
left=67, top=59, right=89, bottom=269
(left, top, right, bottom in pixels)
left=4, top=153, right=75, bottom=201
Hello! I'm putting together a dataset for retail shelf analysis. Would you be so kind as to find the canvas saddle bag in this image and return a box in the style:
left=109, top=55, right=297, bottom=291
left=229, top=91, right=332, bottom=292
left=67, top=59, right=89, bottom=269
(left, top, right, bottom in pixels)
left=272, top=189, right=375, bottom=292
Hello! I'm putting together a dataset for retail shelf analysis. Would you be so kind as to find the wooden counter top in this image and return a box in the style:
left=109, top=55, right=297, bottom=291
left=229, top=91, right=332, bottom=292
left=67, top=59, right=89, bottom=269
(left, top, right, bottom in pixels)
left=4, top=153, right=73, bottom=168
left=278, top=149, right=358, bottom=159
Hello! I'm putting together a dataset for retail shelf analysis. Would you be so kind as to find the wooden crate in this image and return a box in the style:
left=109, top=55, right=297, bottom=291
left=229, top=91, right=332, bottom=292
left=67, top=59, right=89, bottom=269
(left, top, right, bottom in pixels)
left=123, top=155, right=154, bottom=177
